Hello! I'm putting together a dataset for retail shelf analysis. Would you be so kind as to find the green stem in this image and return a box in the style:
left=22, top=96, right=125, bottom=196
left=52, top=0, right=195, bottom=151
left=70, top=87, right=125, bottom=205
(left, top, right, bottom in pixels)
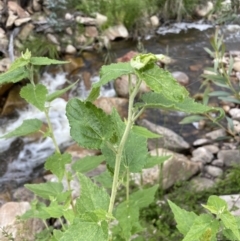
left=126, top=168, right=130, bottom=202
left=108, top=77, right=142, bottom=215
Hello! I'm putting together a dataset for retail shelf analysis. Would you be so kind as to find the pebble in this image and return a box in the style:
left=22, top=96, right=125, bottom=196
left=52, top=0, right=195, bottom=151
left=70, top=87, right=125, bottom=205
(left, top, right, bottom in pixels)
left=205, top=129, right=226, bottom=140
left=218, top=150, right=240, bottom=167
left=229, top=108, right=240, bottom=120
left=191, top=147, right=214, bottom=164
left=212, top=159, right=224, bottom=167
left=204, top=165, right=223, bottom=178
left=193, top=138, right=210, bottom=146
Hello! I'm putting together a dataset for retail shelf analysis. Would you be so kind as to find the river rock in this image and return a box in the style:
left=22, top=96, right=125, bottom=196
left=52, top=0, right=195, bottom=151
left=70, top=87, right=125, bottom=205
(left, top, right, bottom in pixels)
left=195, top=1, right=213, bottom=17
left=204, top=165, right=223, bottom=177
left=133, top=148, right=200, bottom=189
left=103, top=24, right=129, bottom=40
left=171, top=71, right=189, bottom=86
left=138, top=119, right=190, bottom=152
left=6, top=11, right=18, bottom=28
left=0, top=202, right=44, bottom=241
left=212, top=159, right=224, bottom=167
left=85, top=26, right=98, bottom=38
left=150, top=15, right=159, bottom=27
left=191, top=147, right=213, bottom=164
left=18, top=23, right=34, bottom=40
left=218, top=150, right=240, bottom=167
left=47, top=33, right=60, bottom=45
left=32, top=0, right=42, bottom=12
left=14, top=17, right=31, bottom=26
left=203, top=144, right=219, bottom=154
left=0, top=58, right=11, bottom=73
left=8, top=1, right=30, bottom=18
left=205, top=128, right=226, bottom=140
left=229, top=108, right=240, bottom=120
left=95, top=13, right=108, bottom=26
left=65, top=44, right=77, bottom=54
left=233, top=120, right=240, bottom=133
left=233, top=61, right=240, bottom=72
left=189, top=176, right=215, bottom=191
left=94, top=97, right=128, bottom=118
left=75, top=16, right=96, bottom=25
left=219, top=195, right=240, bottom=216
left=193, top=138, right=210, bottom=146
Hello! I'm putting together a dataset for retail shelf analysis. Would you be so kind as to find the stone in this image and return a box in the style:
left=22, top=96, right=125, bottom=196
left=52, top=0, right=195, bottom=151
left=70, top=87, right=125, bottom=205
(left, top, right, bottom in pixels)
left=85, top=26, right=98, bottom=38
left=212, top=159, right=224, bottom=167
left=0, top=202, right=44, bottom=240
left=32, top=0, right=42, bottom=12
left=233, top=61, right=240, bottom=72
left=75, top=16, right=96, bottom=25
left=229, top=108, right=240, bottom=120
left=219, top=195, right=240, bottom=216
left=191, top=147, right=214, bottom=164
left=6, top=11, right=18, bottom=28
left=8, top=1, right=29, bottom=18
left=66, top=27, right=73, bottom=35
left=0, top=58, right=11, bottom=73
left=18, top=23, right=34, bottom=40
left=103, top=24, right=129, bottom=40
left=195, top=1, right=214, bottom=17
left=65, top=13, right=73, bottom=20
left=204, top=165, right=223, bottom=178
left=189, top=177, right=215, bottom=191
left=138, top=119, right=190, bottom=152
left=47, top=33, right=60, bottom=45
left=205, top=129, right=226, bottom=140
left=65, top=44, right=77, bottom=54
left=189, top=64, right=203, bottom=72
left=150, top=15, right=159, bottom=27
left=203, top=144, right=219, bottom=154
left=233, top=120, right=240, bottom=133
left=218, top=150, right=240, bottom=167
left=193, top=138, right=210, bottom=146
left=134, top=148, right=200, bottom=189
left=94, top=97, right=128, bottom=118
left=12, top=187, right=35, bottom=203
left=95, top=13, right=108, bottom=26
left=63, top=55, right=85, bottom=74
left=171, top=71, right=189, bottom=86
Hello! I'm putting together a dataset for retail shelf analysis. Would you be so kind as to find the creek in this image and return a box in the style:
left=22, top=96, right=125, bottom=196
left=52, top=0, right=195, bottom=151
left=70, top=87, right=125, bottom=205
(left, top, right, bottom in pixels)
left=0, top=23, right=239, bottom=191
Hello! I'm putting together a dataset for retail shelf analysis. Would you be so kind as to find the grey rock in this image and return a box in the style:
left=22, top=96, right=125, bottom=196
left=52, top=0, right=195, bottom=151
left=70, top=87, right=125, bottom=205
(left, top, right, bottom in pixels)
left=132, top=148, right=201, bottom=189
left=203, top=144, right=219, bottom=154
left=193, top=138, right=210, bottom=146
left=189, top=177, right=215, bottom=192
left=171, top=71, right=189, bottom=86
left=204, top=165, right=223, bottom=178
left=212, top=159, right=224, bottom=167
left=229, top=108, right=240, bottom=120
left=219, top=195, right=240, bottom=216
left=191, top=147, right=214, bottom=164
left=205, top=129, right=226, bottom=140
left=218, top=150, right=240, bottom=167
left=233, top=120, right=240, bottom=133
left=138, top=119, right=190, bottom=152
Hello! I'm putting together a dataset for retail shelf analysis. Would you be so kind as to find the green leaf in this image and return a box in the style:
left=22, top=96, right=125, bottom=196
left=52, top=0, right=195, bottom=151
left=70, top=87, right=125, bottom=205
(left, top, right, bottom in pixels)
left=218, top=96, right=240, bottom=104
left=59, top=217, right=108, bottom=241
left=140, top=92, right=224, bottom=121
left=182, top=214, right=219, bottom=241
left=130, top=185, right=158, bottom=209
left=20, top=83, right=48, bottom=111
left=46, top=80, right=79, bottom=102
left=94, top=171, right=113, bottom=189
left=25, top=182, right=63, bottom=200
left=137, top=64, right=189, bottom=102
left=93, top=62, right=134, bottom=88
left=130, top=53, right=158, bottom=70
left=205, top=195, right=227, bottom=215
left=30, top=57, right=68, bottom=66
left=8, top=57, right=30, bottom=71
left=72, top=155, right=105, bottom=173
left=222, top=228, right=239, bottom=241
left=115, top=201, right=141, bottom=240
left=168, top=200, right=198, bottom=236
left=1, top=119, right=42, bottom=139
left=132, top=125, right=162, bottom=138
left=66, top=98, right=114, bottom=149
left=75, top=173, right=109, bottom=214
left=204, top=47, right=215, bottom=58
left=179, top=115, right=206, bottom=124
left=52, top=230, right=64, bottom=241
left=0, top=67, right=29, bottom=84
left=208, top=91, right=231, bottom=97
left=41, top=201, right=65, bottom=218
left=144, top=155, right=171, bottom=169
left=86, top=86, right=101, bottom=102
left=44, top=153, right=72, bottom=181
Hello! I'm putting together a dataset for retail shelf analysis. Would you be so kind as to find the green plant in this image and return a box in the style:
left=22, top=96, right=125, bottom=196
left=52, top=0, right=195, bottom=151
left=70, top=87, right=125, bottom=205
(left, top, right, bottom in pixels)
left=0, top=51, right=223, bottom=240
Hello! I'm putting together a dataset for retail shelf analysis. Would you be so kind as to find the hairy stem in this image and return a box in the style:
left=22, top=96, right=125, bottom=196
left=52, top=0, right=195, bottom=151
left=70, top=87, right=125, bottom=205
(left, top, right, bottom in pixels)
left=108, top=76, right=142, bottom=215
left=126, top=168, right=130, bottom=202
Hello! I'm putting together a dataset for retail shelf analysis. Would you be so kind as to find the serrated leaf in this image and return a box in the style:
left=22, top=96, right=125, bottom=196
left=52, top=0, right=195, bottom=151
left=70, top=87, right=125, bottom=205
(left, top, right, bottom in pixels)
left=94, top=170, right=113, bottom=189
left=66, top=98, right=114, bottom=149
left=208, top=91, right=231, bottom=97
left=144, top=155, right=171, bottom=169
left=179, top=115, right=206, bottom=124
left=46, top=80, right=79, bottom=102
left=168, top=200, right=198, bottom=235
left=130, top=185, right=158, bottom=208
left=130, top=53, right=158, bottom=70
left=20, top=83, right=48, bottom=111
left=30, top=57, right=68, bottom=65
left=72, top=155, right=105, bottom=173
left=52, top=230, right=64, bottom=241
left=132, top=125, right=162, bottom=138
left=0, top=67, right=29, bottom=84
left=222, top=228, right=239, bottom=241
left=25, top=182, right=63, bottom=200
left=41, top=201, right=65, bottom=218
left=115, top=200, right=141, bottom=240
left=182, top=214, right=219, bottom=241
left=207, top=195, right=227, bottom=214
left=140, top=92, right=224, bottom=121
left=93, top=62, right=134, bottom=88
left=75, top=173, right=109, bottom=214
left=44, top=153, right=72, bottom=181
left=86, top=86, right=101, bottom=102
left=8, top=57, right=30, bottom=71
left=1, top=119, right=42, bottom=139
left=59, top=217, right=108, bottom=241
left=137, top=64, right=189, bottom=102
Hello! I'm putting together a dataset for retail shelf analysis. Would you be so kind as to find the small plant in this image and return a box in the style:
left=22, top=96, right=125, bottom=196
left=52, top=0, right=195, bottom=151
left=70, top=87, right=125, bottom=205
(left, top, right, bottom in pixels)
left=0, top=50, right=224, bottom=240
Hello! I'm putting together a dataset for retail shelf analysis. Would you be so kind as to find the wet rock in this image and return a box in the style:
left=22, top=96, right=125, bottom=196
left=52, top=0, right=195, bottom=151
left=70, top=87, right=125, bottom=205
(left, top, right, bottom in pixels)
left=95, top=13, right=108, bottom=26
left=219, top=195, right=240, bottom=216
left=134, top=148, right=200, bottom=189
left=171, top=71, right=189, bottom=86
left=63, top=55, right=85, bottom=74
left=195, top=1, right=214, bottom=17
left=189, top=176, right=215, bottom=191
left=229, top=108, right=240, bottom=120
left=204, top=165, right=223, bottom=178
left=218, top=150, right=240, bottom=167
left=205, top=128, right=226, bottom=140
left=212, top=159, right=224, bottom=167
left=193, top=138, right=210, bottom=146
left=233, top=61, right=240, bottom=72
left=94, top=97, right=128, bottom=118
left=0, top=202, right=44, bottom=241
left=138, top=119, right=190, bottom=152
left=189, top=64, right=203, bottom=72
left=85, top=26, right=98, bottom=38
left=117, top=51, right=138, bottom=62
left=191, top=147, right=213, bottom=164
left=65, top=44, right=77, bottom=54
left=103, top=24, right=129, bottom=40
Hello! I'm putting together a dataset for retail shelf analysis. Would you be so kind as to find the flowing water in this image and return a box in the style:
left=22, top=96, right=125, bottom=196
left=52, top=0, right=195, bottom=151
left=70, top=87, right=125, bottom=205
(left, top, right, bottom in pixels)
left=0, top=23, right=239, bottom=190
